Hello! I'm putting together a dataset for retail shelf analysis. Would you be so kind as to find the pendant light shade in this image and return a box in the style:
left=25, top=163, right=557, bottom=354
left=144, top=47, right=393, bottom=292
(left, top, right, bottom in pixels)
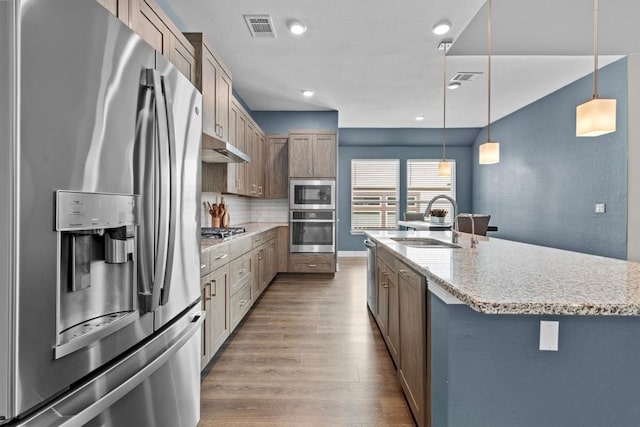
left=576, top=0, right=616, bottom=137
left=438, top=160, right=452, bottom=176
left=480, top=0, right=499, bottom=165
left=479, top=141, right=500, bottom=164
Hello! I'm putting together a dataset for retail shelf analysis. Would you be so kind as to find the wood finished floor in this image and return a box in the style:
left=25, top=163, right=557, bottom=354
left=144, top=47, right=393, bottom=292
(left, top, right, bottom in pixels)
left=200, top=257, right=415, bottom=427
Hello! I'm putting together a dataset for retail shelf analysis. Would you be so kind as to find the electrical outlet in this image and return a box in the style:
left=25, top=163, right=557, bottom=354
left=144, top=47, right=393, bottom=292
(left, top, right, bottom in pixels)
left=539, top=321, right=559, bottom=351
left=595, top=203, right=606, bottom=213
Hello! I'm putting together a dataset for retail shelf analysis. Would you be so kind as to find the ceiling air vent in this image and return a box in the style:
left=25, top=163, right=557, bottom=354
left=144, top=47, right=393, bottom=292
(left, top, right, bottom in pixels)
left=244, top=15, right=276, bottom=38
left=450, top=72, right=483, bottom=82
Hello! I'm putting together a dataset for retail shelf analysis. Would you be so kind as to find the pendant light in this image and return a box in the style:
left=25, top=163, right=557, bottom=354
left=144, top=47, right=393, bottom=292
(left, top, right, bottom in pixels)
left=438, top=42, right=452, bottom=177
left=576, top=0, right=616, bottom=137
left=479, top=0, right=499, bottom=165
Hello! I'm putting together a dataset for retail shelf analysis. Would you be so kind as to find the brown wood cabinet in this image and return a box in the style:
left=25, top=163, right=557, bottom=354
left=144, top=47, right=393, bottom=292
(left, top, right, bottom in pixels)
left=289, top=253, right=336, bottom=273
left=184, top=33, right=231, bottom=141
left=97, top=0, right=130, bottom=24
left=265, top=136, right=288, bottom=199
left=397, top=264, right=428, bottom=427
left=276, top=226, right=289, bottom=272
left=288, top=131, right=336, bottom=178
left=201, top=264, right=229, bottom=369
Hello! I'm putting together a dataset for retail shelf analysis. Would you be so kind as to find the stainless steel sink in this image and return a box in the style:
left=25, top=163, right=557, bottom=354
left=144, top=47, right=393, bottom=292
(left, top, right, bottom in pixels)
left=390, top=237, right=461, bottom=249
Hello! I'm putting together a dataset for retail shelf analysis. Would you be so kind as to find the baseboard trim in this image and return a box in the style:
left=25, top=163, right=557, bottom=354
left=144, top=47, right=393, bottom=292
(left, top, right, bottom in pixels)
left=338, top=251, right=367, bottom=258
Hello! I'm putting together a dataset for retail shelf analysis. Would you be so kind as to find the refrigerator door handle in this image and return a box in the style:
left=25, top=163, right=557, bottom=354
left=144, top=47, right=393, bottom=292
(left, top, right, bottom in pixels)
left=146, top=69, right=170, bottom=312
left=159, top=75, right=178, bottom=306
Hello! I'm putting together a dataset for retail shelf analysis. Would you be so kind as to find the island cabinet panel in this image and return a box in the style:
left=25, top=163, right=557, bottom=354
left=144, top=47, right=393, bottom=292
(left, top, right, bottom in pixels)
left=276, top=226, right=289, bottom=273
left=397, top=265, right=428, bottom=427
left=376, top=261, right=388, bottom=335
left=386, top=264, right=400, bottom=366
left=288, top=131, right=337, bottom=178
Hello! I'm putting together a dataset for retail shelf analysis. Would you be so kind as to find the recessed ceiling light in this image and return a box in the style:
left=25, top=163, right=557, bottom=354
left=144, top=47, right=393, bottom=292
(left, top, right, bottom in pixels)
left=416, top=115, right=425, bottom=121
left=432, top=20, right=451, bottom=35
left=302, top=89, right=314, bottom=97
left=288, top=20, right=307, bottom=35
left=447, top=82, right=461, bottom=90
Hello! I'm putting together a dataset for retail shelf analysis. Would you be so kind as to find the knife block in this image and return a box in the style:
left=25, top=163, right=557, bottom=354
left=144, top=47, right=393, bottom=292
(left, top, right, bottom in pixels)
left=211, top=216, right=220, bottom=227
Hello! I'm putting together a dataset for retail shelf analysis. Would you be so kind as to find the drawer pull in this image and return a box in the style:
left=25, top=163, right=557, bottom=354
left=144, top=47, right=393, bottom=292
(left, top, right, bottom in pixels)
left=383, top=284, right=389, bottom=289
left=238, top=299, right=248, bottom=307
left=307, top=264, right=317, bottom=268
left=200, top=264, right=207, bottom=270
left=399, top=269, right=411, bottom=278
left=214, top=253, right=228, bottom=261
left=238, top=268, right=247, bottom=274
left=204, top=283, right=212, bottom=301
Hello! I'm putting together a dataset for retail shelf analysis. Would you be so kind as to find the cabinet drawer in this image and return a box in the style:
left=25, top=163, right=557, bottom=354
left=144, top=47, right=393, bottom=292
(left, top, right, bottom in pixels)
left=230, top=252, right=252, bottom=295
left=207, top=243, right=230, bottom=271
left=229, top=236, right=253, bottom=260
left=377, top=246, right=398, bottom=272
left=230, top=281, right=251, bottom=331
left=253, top=229, right=276, bottom=247
left=200, top=250, right=211, bottom=277
left=288, top=253, right=335, bottom=273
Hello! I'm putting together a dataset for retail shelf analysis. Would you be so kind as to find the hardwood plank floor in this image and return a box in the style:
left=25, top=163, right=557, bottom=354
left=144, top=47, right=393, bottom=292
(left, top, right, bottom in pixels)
left=200, top=257, right=415, bottom=426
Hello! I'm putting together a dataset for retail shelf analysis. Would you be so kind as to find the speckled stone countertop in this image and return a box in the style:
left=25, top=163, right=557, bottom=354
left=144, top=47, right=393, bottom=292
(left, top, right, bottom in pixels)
left=201, top=223, right=287, bottom=251
left=366, top=230, right=640, bottom=316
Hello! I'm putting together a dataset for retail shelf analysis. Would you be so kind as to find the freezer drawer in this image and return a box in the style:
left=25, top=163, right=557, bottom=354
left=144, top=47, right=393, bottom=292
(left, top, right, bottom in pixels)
left=18, top=305, right=204, bottom=427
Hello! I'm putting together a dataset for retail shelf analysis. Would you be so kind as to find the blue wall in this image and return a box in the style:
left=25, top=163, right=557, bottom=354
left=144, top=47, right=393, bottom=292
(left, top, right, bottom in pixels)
left=252, top=111, right=339, bottom=134
left=472, top=58, right=628, bottom=259
left=337, top=135, right=475, bottom=251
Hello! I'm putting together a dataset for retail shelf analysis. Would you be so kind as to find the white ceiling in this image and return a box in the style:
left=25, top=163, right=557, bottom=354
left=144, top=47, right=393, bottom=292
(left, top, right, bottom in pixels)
left=162, top=0, right=637, bottom=129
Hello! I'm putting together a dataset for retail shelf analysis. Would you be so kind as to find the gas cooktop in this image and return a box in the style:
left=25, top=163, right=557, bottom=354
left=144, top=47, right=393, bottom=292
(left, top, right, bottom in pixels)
left=201, top=226, right=246, bottom=239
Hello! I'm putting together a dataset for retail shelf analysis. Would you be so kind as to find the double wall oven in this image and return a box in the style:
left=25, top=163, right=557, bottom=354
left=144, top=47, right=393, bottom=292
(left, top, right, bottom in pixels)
left=290, top=179, right=336, bottom=253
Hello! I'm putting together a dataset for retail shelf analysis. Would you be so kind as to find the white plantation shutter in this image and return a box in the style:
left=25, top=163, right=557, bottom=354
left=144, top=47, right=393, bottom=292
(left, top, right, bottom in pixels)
left=351, top=160, right=399, bottom=230
left=407, top=160, right=456, bottom=222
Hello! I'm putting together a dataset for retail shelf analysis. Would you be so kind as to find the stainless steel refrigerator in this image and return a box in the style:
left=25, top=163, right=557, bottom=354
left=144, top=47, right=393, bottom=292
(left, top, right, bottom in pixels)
left=0, top=0, right=204, bottom=425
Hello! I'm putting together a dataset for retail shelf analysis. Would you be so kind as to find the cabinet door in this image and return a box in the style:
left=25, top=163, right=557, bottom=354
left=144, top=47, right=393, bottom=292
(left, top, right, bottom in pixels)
left=265, top=136, right=288, bottom=199
left=246, top=123, right=257, bottom=196
left=169, top=34, right=197, bottom=84
left=276, top=226, right=289, bottom=273
left=398, top=266, right=427, bottom=427
left=256, top=131, right=265, bottom=197
left=210, top=265, right=230, bottom=355
left=376, top=262, right=388, bottom=335
left=201, top=46, right=219, bottom=139
left=130, top=0, right=170, bottom=54
left=235, top=109, right=247, bottom=194
left=386, top=268, right=400, bottom=366
left=200, top=274, right=212, bottom=368
left=251, top=248, right=261, bottom=301
left=216, top=68, right=231, bottom=142
left=288, top=134, right=314, bottom=177
left=312, top=134, right=337, bottom=177
left=98, top=0, right=130, bottom=25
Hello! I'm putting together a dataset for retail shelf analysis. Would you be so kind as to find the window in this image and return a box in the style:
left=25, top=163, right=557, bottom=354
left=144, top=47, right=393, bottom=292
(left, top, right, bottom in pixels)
left=351, top=159, right=399, bottom=231
left=407, top=160, right=456, bottom=222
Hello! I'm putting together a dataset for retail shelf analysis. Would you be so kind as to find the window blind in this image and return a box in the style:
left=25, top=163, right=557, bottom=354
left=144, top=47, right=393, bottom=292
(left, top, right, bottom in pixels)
left=351, top=159, right=399, bottom=230
left=407, top=160, right=456, bottom=222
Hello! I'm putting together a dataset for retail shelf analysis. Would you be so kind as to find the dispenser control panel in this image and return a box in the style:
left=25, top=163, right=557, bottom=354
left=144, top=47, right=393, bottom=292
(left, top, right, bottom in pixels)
left=56, top=191, right=138, bottom=231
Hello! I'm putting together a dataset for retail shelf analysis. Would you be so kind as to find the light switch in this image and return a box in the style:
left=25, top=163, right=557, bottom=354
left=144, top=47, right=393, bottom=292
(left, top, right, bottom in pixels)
left=595, top=203, right=606, bottom=213
left=539, top=321, right=559, bottom=351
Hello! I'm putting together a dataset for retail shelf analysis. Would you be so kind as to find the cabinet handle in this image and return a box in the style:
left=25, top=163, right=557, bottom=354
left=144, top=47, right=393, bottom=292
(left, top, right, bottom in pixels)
left=399, top=269, right=411, bottom=278
left=211, top=279, right=217, bottom=297
left=239, top=299, right=247, bottom=307
left=200, top=264, right=207, bottom=270
left=205, top=282, right=212, bottom=301
left=214, top=253, right=228, bottom=260
left=238, top=268, right=247, bottom=274
left=258, top=186, right=263, bottom=195
left=307, top=264, right=317, bottom=268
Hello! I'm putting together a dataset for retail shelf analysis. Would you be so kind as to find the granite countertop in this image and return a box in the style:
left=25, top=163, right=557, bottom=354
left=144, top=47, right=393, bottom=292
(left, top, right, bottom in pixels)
left=200, top=222, right=287, bottom=251
left=366, top=230, right=640, bottom=316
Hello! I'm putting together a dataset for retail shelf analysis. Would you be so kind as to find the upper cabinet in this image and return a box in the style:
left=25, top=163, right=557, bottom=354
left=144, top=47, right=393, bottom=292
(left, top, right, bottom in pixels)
left=98, top=0, right=197, bottom=84
left=265, top=136, right=288, bottom=199
left=288, top=131, right=336, bottom=178
left=184, top=33, right=231, bottom=143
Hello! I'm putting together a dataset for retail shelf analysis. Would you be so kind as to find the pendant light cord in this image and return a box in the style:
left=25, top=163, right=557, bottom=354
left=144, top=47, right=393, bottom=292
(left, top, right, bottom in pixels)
left=487, top=0, right=492, bottom=142
left=593, top=0, right=599, bottom=99
left=442, top=44, right=447, bottom=161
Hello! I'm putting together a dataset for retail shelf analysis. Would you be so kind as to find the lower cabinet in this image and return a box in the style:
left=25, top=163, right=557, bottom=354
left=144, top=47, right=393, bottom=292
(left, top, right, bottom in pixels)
left=289, top=253, right=336, bottom=273
left=201, top=264, right=229, bottom=369
left=374, top=248, right=429, bottom=427
left=230, top=281, right=251, bottom=331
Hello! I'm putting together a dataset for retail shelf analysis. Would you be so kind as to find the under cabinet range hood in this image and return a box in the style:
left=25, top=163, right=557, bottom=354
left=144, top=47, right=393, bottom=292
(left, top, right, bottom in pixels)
left=202, top=133, right=251, bottom=163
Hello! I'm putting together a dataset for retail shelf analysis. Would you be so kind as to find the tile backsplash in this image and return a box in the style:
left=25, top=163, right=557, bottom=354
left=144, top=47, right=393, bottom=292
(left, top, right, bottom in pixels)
left=201, top=192, right=287, bottom=227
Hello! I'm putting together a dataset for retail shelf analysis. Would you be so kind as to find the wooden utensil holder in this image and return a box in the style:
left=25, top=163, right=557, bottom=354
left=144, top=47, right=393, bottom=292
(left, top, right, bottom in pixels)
left=211, top=216, right=220, bottom=227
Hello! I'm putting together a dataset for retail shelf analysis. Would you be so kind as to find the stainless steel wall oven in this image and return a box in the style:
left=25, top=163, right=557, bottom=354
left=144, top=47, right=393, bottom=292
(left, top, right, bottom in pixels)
left=290, top=210, right=335, bottom=253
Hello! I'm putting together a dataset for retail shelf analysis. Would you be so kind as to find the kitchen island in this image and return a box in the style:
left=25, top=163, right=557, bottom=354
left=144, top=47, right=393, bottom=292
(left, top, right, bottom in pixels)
left=365, top=230, right=640, bottom=427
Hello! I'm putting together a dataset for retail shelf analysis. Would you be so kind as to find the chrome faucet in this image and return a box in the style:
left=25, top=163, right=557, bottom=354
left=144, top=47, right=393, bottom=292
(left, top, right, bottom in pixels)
left=456, top=213, right=478, bottom=248
left=425, top=195, right=459, bottom=243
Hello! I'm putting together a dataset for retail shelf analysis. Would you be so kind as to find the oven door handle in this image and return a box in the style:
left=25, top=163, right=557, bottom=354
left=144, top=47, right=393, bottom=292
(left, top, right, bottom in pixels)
left=290, top=219, right=335, bottom=223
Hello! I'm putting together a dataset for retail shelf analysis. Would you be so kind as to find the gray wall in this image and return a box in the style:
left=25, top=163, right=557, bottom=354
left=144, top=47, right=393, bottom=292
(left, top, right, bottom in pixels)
left=337, top=133, right=475, bottom=251
left=431, top=293, right=640, bottom=427
left=252, top=111, right=339, bottom=135
left=472, top=58, right=628, bottom=259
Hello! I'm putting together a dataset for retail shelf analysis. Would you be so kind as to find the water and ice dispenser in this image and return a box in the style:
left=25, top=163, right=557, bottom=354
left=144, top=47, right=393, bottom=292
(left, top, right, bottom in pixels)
left=55, top=191, right=140, bottom=358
